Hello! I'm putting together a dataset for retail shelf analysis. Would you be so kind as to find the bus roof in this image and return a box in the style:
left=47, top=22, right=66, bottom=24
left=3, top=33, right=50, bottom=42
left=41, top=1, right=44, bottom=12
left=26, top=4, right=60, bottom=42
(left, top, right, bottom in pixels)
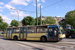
left=5, top=24, right=58, bottom=29
left=49, top=25, right=58, bottom=28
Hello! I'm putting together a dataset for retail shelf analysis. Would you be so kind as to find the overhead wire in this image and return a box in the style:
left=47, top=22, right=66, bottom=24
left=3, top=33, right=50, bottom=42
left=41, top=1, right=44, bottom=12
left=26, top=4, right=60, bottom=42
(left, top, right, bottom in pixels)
left=22, top=2, right=34, bottom=9
left=17, top=0, right=36, bottom=15
left=21, top=0, right=35, bottom=9
left=17, top=0, right=63, bottom=14
left=40, top=0, right=63, bottom=10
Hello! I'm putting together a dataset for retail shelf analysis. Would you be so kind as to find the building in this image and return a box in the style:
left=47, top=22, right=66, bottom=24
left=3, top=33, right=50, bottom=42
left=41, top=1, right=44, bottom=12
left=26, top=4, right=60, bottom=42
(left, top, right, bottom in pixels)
left=40, top=16, right=65, bottom=24
left=18, top=22, right=23, bottom=27
left=53, top=16, right=65, bottom=24
left=40, top=16, right=47, bottom=20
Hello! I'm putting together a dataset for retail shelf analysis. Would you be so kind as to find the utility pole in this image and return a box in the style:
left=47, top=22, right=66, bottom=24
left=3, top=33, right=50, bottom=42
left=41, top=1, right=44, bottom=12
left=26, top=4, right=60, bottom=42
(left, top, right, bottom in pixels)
left=36, top=0, right=38, bottom=25
left=17, top=12, right=19, bottom=22
left=40, top=5, right=42, bottom=25
left=10, top=8, right=19, bottom=22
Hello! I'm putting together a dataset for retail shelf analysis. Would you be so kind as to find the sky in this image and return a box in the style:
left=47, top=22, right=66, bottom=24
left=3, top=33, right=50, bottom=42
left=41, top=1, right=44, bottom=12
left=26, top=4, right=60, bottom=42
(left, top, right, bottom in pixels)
left=0, top=0, right=75, bottom=25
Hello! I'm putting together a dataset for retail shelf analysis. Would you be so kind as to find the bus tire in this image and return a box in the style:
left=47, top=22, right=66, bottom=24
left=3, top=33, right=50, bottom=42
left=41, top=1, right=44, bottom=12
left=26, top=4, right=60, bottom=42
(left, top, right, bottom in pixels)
left=13, top=35, right=18, bottom=40
left=40, top=36, right=47, bottom=42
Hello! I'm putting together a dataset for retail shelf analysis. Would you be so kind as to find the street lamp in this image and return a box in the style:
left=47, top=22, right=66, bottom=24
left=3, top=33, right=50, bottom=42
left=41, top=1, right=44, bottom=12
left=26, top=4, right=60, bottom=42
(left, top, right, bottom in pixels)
left=10, top=8, right=19, bottom=22
left=36, top=0, right=38, bottom=25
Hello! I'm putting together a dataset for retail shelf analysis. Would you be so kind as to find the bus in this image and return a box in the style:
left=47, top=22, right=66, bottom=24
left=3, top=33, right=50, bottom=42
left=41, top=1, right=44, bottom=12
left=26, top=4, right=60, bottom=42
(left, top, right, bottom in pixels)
left=4, top=25, right=63, bottom=42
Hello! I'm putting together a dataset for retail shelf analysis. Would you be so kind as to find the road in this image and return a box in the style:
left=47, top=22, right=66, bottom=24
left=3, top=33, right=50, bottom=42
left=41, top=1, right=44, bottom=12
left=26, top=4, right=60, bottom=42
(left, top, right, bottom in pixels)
left=0, top=35, right=75, bottom=50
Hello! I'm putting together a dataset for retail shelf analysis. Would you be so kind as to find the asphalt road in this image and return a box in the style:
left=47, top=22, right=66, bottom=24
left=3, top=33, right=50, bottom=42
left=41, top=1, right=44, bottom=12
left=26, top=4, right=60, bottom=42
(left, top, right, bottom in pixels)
left=0, top=35, right=75, bottom=50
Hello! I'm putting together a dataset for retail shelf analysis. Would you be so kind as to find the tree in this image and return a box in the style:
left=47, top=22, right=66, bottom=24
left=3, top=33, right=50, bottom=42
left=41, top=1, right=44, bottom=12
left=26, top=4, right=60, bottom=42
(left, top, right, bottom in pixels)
left=35, top=17, right=43, bottom=25
left=0, top=22, right=8, bottom=31
left=0, top=16, right=3, bottom=22
left=22, top=16, right=35, bottom=26
left=65, top=10, right=75, bottom=27
left=59, top=20, right=67, bottom=29
left=43, top=16, right=56, bottom=25
left=59, top=19, right=67, bottom=26
left=2, top=22, right=8, bottom=31
left=0, top=16, right=8, bottom=31
left=10, top=19, right=19, bottom=27
left=0, top=22, right=3, bottom=31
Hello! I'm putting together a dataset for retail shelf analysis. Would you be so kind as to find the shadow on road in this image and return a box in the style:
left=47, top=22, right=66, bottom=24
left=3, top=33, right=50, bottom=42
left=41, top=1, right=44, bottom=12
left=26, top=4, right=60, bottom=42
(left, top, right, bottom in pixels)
left=65, top=37, right=75, bottom=39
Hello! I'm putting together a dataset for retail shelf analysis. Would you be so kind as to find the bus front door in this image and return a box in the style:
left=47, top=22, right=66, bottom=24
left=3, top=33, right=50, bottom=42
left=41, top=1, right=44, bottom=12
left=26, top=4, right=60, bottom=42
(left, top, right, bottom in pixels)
left=53, top=28, right=58, bottom=40
left=6, top=28, right=12, bottom=39
left=48, top=28, right=53, bottom=40
left=19, top=27, right=28, bottom=40
left=48, top=27, right=58, bottom=41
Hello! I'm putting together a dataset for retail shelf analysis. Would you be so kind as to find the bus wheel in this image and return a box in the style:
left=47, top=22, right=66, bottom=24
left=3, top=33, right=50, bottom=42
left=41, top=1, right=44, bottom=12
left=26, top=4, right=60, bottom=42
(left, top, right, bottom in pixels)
left=41, top=37, right=47, bottom=42
left=13, top=36, right=18, bottom=40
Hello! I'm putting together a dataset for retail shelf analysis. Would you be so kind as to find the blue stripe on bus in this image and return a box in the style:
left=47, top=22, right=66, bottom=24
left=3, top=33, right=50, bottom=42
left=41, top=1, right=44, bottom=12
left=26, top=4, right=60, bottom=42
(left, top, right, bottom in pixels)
left=6, top=32, right=7, bottom=38
left=26, top=28, right=28, bottom=38
left=19, top=28, right=21, bottom=39
left=11, top=29, right=12, bottom=38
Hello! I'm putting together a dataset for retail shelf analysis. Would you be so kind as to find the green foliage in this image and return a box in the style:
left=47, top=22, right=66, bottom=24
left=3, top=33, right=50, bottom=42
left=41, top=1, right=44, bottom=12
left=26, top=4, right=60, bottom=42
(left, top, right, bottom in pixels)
left=43, top=16, right=56, bottom=25
left=65, top=10, right=75, bottom=27
left=35, top=17, right=43, bottom=25
left=0, top=22, right=8, bottom=31
left=59, top=21, right=67, bottom=26
left=0, top=22, right=3, bottom=31
left=0, top=16, right=8, bottom=31
left=59, top=21, right=67, bottom=30
left=22, top=16, right=35, bottom=26
left=10, top=19, right=19, bottom=27
left=2, top=22, right=8, bottom=31
left=0, top=16, right=3, bottom=22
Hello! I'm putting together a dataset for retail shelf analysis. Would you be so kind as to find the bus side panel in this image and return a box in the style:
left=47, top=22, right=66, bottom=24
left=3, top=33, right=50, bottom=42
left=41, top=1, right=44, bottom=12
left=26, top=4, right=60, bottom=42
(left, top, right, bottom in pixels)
left=34, top=33, right=47, bottom=41
left=27, top=33, right=36, bottom=40
left=27, top=33, right=47, bottom=41
left=34, top=38, right=40, bottom=40
left=36, top=33, right=47, bottom=38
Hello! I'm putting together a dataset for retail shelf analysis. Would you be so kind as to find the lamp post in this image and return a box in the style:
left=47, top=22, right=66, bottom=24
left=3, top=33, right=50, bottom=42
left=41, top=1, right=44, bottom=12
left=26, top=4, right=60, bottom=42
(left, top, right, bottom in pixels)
left=40, top=5, right=42, bottom=25
left=36, top=0, right=38, bottom=25
left=10, top=8, right=19, bottom=22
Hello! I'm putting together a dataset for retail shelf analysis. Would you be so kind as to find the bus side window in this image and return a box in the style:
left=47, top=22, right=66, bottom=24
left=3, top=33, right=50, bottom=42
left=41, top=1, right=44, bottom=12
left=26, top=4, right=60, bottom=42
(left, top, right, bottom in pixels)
left=40, top=28, right=47, bottom=33
left=20, top=29, right=23, bottom=33
left=13, top=29, right=16, bottom=33
left=49, top=28, right=52, bottom=33
left=24, top=29, right=26, bottom=33
left=7, top=30, right=9, bottom=33
left=37, top=29, right=39, bottom=33
left=37, top=28, right=47, bottom=33
left=54, top=28, right=57, bottom=36
left=28, top=27, right=35, bottom=33
left=4, top=28, right=7, bottom=33
left=16, top=29, right=19, bottom=33
left=49, top=28, right=52, bottom=36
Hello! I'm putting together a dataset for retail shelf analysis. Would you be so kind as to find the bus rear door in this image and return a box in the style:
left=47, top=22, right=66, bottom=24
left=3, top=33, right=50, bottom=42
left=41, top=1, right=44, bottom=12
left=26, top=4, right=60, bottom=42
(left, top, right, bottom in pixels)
left=6, top=28, right=13, bottom=39
left=19, top=27, right=28, bottom=40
